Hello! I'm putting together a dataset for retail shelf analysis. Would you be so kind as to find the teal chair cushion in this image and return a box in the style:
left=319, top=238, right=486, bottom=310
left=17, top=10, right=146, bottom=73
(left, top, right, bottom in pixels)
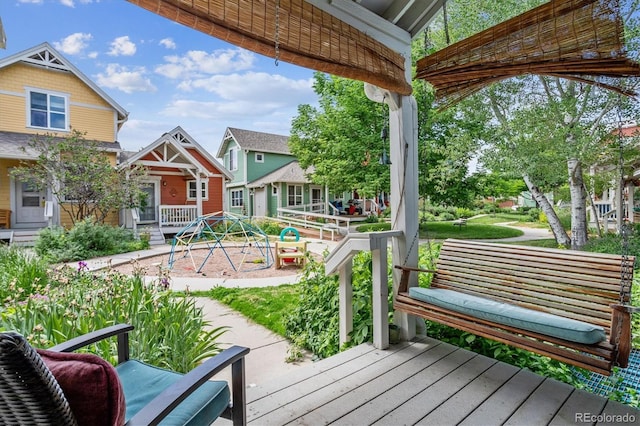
left=409, top=287, right=606, bottom=344
left=116, top=360, right=230, bottom=425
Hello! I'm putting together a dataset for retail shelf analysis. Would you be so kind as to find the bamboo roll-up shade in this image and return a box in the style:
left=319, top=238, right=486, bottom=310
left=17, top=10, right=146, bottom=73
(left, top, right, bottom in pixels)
left=127, top=0, right=413, bottom=95
left=416, top=0, right=640, bottom=109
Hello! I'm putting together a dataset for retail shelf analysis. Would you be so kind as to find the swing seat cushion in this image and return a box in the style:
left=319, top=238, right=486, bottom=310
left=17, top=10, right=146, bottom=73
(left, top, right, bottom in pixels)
left=409, top=287, right=607, bottom=344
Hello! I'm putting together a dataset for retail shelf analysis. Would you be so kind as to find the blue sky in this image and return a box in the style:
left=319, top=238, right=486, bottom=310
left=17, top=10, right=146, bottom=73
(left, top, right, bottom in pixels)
left=1, top=0, right=318, bottom=155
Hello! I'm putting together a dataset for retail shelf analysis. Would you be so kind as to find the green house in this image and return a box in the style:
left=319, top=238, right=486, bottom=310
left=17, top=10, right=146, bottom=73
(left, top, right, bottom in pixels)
left=216, top=127, right=323, bottom=217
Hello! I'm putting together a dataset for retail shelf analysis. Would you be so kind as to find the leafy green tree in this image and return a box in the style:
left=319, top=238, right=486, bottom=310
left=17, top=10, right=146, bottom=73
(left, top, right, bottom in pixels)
left=289, top=73, right=390, bottom=199
left=10, top=130, right=148, bottom=225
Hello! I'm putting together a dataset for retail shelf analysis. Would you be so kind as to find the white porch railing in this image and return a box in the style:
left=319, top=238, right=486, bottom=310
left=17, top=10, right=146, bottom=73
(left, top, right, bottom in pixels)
left=277, top=207, right=352, bottom=235
left=325, top=231, right=403, bottom=350
left=159, top=205, right=198, bottom=227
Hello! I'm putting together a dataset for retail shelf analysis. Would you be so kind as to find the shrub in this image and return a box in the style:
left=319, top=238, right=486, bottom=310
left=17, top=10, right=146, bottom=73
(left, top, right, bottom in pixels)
left=583, top=229, right=640, bottom=261
left=0, top=246, right=49, bottom=304
left=364, top=215, right=380, bottom=223
left=253, top=219, right=284, bottom=235
left=285, top=252, right=383, bottom=359
left=35, top=218, right=148, bottom=262
left=455, top=207, right=474, bottom=219
left=355, top=222, right=391, bottom=232
left=0, top=259, right=224, bottom=373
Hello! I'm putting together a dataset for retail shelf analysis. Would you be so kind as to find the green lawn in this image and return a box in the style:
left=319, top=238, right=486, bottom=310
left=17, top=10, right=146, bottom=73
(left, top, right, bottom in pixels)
left=468, top=214, right=550, bottom=229
left=356, top=221, right=524, bottom=239
left=198, top=285, right=300, bottom=336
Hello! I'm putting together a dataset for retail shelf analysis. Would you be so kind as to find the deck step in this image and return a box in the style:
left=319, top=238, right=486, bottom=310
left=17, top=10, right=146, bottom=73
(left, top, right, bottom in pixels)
left=9, top=230, right=40, bottom=247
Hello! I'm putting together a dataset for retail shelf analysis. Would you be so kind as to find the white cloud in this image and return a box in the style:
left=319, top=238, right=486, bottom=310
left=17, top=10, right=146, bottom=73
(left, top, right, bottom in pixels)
left=95, top=64, right=156, bottom=94
left=88, top=51, right=98, bottom=59
left=179, top=72, right=314, bottom=104
left=159, top=38, right=176, bottom=49
left=58, top=0, right=93, bottom=5
left=108, top=36, right=136, bottom=56
left=18, top=0, right=43, bottom=3
left=155, top=48, right=255, bottom=79
left=53, top=33, right=93, bottom=55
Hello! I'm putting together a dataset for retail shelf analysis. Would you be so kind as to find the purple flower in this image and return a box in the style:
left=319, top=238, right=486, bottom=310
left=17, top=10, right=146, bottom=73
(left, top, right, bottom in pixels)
left=78, top=261, right=88, bottom=272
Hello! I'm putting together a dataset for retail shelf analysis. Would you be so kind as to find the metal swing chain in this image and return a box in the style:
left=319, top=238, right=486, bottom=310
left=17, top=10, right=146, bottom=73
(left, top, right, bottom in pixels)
left=613, top=95, right=633, bottom=355
left=620, top=222, right=634, bottom=305
left=402, top=228, right=419, bottom=267
left=274, top=0, right=280, bottom=66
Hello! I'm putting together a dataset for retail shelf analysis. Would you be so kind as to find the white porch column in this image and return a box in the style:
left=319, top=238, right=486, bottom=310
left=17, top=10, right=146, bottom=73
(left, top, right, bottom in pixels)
left=196, top=174, right=203, bottom=217
left=338, top=260, right=353, bottom=346
left=389, top=94, right=420, bottom=340
left=370, top=233, right=390, bottom=349
left=365, top=84, right=420, bottom=342
left=630, top=184, right=636, bottom=223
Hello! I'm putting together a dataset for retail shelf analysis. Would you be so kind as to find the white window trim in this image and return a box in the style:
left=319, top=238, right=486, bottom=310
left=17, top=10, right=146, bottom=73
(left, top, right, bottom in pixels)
left=186, top=180, right=208, bottom=201
left=231, top=189, right=244, bottom=207
left=255, top=152, right=264, bottom=163
left=229, top=148, right=238, bottom=171
left=25, top=87, right=69, bottom=132
left=287, top=185, right=303, bottom=206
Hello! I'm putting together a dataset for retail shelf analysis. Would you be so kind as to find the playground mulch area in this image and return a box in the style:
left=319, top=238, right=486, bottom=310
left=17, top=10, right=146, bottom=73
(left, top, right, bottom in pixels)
left=111, top=246, right=318, bottom=279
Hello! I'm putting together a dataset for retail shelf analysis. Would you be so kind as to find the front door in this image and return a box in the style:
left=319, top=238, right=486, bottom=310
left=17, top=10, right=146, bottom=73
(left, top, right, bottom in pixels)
left=311, top=187, right=323, bottom=211
left=254, top=187, right=266, bottom=217
left=15, top=180, right=46, bottom=226
left=138, top=182, right=158, bottom=223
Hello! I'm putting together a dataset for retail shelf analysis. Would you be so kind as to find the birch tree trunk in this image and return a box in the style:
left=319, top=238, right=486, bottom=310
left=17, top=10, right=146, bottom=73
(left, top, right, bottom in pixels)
left=568, top=158, right=588, bottom=249
left=523, top=174, right=571, bottom=247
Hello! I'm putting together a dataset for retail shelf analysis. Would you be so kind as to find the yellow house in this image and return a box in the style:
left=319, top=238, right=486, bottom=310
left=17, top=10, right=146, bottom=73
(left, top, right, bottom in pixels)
left=0, top=42, right=128, bottom=230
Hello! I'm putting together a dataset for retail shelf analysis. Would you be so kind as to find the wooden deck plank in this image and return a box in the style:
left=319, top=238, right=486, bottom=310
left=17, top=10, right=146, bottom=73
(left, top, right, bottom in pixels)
left=372, top=354, right=497, bottom=425
left=247, top=340, right=377, bottom=402
left=419, top=361, right=520, bottom=425
left=247, top=343, right=393, bottom=423
left=596, top=399, right=640, bottom=426
left=293, top=340, right=458, bottom=425
left=234, top=341, right=639, bottom=426
left=333, top=347, right=477, bottom=425
left=251, top=339, right=446, bottom=424
left=459, top=368, right=545, bottom=425
left=549, top=388, right=607, bottom=425
left=504, top=379, right=574, bottom=425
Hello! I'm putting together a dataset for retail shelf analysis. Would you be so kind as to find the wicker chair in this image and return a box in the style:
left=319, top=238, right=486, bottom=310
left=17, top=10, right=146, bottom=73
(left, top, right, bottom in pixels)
left=0, top=324, right=249, bottom=426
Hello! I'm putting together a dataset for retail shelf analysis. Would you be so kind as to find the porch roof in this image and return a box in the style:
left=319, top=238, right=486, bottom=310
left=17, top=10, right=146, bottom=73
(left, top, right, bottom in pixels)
left=247, top=160, right=311, bottom=188
left=119, top=126, right=233, bottom=180
left=0, top=131, right=121, bottom=160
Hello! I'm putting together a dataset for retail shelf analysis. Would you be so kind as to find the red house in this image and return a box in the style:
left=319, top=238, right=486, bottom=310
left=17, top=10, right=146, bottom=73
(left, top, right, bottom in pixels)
left=118, top=126, right=232, bottom=238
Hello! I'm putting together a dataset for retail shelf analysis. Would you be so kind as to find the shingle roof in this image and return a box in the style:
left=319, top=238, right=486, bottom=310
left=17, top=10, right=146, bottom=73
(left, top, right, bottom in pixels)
left=247, top=160, right=313, bottom=188
left=216, top=127, right=290, bottom=157
left=0, top=131, right=121, bottom=160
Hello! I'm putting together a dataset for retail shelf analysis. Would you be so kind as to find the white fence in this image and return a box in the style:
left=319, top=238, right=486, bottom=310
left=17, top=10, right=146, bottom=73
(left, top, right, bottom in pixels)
left=159, top=205, right=198, bottom=227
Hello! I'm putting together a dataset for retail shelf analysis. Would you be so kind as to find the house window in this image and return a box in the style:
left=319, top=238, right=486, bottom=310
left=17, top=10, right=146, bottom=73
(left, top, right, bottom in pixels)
left=288, top=185, right=303, bottom=206
left=187, top=181, right=208, bottom=200
left=255, top=152, right=264, bottom=163
left=229, top=148, right=238, bottom=171
left=231, top=190, right=244, bottom=207
left=28, top=90, right=68, bottom=130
